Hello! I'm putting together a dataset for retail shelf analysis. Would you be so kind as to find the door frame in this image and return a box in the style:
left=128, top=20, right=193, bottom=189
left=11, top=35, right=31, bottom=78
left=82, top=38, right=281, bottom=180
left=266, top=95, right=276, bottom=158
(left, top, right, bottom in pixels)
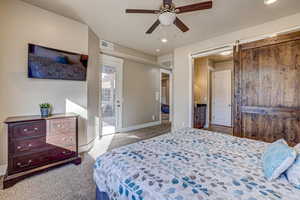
left=188, top=46, right=234, bottom=128
left=160, top=69, right=173, bottom=123
left=211, top=69, right=232, bottom=127
left=100, top=54, right=124, bottom=133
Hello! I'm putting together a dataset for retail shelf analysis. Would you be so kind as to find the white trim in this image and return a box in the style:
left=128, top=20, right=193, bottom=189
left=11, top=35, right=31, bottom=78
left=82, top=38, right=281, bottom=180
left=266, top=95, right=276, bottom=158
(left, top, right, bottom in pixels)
left=188, top=46, right=234, bottom=128
left=120, top=121, right=161, bottom=132
left=0, top=164, right=7, bottom=189
left=0, top=164, right=7, bottom=176
left=188, top=55, right=194, bottom=128
left=192, top=46, right=234, bottom=59
left=100, top=54, right=124, bottom=134
left=78, top=137, right=98, bottom=153
left=160, top=69, right=173, bottom=123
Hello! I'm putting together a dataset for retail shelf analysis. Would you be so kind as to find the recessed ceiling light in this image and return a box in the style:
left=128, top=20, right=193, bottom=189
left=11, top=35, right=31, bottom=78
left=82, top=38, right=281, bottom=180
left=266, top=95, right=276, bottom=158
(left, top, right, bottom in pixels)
left=161, top=38, right=168, bottom=43
left=264, top=0, right=277, bottom=5
left=220, top=51, right=232, bottom=56
left=156, top=49, right=161, bottom=52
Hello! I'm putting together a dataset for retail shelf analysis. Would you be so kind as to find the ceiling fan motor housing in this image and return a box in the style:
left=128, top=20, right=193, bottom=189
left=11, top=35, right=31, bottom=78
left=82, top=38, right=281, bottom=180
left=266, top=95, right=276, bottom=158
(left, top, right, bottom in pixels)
left=159, top=12, right=176, bottom=26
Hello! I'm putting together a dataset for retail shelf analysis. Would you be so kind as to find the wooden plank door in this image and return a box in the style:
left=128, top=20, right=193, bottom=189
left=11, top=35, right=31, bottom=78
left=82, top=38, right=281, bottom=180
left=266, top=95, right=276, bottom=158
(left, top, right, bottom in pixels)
left=234, top=31, right=300, bottom=146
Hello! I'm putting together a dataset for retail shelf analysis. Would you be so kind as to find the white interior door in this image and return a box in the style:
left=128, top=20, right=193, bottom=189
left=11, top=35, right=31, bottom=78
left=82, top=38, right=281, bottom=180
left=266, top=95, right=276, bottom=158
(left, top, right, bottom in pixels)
left=101, top=55, right=123, bottom=135
left=211, top=70, right=232, bottom=126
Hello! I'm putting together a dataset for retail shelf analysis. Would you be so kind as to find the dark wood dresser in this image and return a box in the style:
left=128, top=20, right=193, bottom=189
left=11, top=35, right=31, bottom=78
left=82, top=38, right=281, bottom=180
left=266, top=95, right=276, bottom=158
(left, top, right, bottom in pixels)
left=3, top=113, right=81, bottom=188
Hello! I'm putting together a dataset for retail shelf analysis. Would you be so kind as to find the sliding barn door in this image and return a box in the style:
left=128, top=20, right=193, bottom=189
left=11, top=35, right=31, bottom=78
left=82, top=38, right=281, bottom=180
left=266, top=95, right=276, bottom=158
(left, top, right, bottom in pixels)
left=234, top=32, right=300, bottom=146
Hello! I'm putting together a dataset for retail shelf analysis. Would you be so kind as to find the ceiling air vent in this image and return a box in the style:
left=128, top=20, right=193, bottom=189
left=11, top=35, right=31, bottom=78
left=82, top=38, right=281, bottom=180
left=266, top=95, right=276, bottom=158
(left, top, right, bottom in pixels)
left=100, top=40, right=114, bottom=51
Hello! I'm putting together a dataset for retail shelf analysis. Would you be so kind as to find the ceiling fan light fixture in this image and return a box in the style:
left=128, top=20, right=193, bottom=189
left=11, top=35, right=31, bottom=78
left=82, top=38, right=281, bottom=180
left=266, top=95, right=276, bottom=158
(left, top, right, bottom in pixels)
left=159, top=12, right=176, bottom=26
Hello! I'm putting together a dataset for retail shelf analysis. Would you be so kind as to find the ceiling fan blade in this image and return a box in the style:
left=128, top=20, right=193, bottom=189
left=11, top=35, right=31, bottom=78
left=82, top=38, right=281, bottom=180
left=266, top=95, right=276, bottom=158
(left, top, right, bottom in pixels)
left=126, top=9, right=159, bottom=14
left=174, top=17, right=189, bottom=32
left=146, top=20, right=160, bottom=34
left=163, top=0, right=173, bottom=5
left=176, top=1, right=212, bottom=14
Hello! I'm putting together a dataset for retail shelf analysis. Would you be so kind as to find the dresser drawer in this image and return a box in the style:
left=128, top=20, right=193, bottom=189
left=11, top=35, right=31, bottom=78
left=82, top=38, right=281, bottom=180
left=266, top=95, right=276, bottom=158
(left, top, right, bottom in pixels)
left=11, top=137, right=48, bottom=156
left=9, top=150, right=52, bottom=174
left=46, top=133, right=76, bottom=148
left=10, top=121, right=46, bottom=140
left=50, top=147, right=76, bottom=161
left=47, top=118, right=76, bottom=136
left=8, top=147, right=76, bottom=175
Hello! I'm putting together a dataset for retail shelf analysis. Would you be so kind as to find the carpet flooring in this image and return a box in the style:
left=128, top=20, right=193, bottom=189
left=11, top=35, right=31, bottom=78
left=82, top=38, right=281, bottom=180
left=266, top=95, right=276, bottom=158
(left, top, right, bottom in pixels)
left=0, top=123, right=171, bottom=200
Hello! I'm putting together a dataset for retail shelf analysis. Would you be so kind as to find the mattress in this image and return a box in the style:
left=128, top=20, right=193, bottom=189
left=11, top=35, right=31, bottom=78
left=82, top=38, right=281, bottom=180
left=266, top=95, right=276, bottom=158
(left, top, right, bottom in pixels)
left=94, top=128, right=300, bottom=200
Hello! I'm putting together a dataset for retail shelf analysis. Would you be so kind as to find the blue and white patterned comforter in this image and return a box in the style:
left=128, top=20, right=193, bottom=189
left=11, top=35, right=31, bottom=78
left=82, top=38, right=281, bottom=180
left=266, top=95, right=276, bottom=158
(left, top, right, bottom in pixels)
left=94, top=128, right=300, bottom=200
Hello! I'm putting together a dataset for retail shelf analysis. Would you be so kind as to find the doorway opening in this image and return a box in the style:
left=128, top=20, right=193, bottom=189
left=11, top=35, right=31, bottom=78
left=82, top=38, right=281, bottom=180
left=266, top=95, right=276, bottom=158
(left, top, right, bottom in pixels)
left=193, top=50, right=233, bottom=134
left=160, top=69, right=172, bottom=124
left=101, top=55, right=123, bottom=136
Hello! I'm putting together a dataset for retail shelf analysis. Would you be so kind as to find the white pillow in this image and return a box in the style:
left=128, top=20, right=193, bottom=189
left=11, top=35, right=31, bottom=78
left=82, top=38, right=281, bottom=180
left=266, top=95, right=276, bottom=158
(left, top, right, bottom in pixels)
left=286, top=144, right=300, bottom=189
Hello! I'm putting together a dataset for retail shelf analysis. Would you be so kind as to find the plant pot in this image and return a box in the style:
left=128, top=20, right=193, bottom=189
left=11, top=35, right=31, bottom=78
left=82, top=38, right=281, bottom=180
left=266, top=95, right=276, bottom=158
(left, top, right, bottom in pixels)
left=40, top=108, right=50, bottom=117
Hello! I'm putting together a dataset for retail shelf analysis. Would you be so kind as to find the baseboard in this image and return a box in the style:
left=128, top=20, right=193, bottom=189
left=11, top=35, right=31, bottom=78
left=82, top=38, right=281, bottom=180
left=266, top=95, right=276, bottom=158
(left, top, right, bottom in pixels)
left=78, top=136, right=98, bottom=153
left=0, top=164, right=7, bottom=190
left=0, top=164, right=7, bottom=176
left=120, top=121, right=161, bottom=132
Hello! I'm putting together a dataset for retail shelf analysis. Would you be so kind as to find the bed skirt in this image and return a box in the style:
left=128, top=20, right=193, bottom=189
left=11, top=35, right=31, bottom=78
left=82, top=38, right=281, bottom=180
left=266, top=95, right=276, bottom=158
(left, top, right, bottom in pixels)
left=96, top=186, right=109, bottom=200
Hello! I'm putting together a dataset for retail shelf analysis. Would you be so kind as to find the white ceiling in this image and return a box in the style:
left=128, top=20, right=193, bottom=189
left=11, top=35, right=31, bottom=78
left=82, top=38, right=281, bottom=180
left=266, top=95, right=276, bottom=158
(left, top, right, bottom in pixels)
left=22, top=0, right=300, bottom=56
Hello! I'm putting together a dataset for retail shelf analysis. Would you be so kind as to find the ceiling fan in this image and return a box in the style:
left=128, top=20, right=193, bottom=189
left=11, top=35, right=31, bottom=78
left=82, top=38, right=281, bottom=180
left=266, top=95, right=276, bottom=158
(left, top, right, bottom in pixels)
left=126, top=0, right=213, bottom=34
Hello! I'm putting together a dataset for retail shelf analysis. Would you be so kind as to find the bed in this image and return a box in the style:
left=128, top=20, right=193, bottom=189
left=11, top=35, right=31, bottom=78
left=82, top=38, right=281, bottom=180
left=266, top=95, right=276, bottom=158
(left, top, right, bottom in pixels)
left=94, top=128, right=300, bottom=200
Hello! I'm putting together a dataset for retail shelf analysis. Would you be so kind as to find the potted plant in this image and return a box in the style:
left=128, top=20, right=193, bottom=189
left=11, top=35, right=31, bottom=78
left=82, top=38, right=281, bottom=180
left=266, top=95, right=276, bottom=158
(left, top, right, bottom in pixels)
left=39, top=103, right=51, bottom=117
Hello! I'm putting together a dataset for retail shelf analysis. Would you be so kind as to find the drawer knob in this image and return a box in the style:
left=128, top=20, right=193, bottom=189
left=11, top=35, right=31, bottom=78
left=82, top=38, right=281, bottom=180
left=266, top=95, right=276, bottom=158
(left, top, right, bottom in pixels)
left=23, top=129, right=28, bottom=132
left=34, top=128, right=38, bottom=131
left=62, top=151, right=72, bottom=155
left=17, top=160, right=32, bottom=168
left=17, top=144, right=33, bottom=151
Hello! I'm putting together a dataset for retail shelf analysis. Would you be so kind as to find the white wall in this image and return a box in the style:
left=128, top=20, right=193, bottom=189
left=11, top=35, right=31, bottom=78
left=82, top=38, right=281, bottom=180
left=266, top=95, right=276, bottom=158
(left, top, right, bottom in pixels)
left=173, top=12, right=300, bottom=130
left=122, top=59, right=160, bottom=128
left=0, top=0, right=100, bottom=164
left=158, top=54, right=173, bottom=69
left=86, top=28, right=100, bottom=149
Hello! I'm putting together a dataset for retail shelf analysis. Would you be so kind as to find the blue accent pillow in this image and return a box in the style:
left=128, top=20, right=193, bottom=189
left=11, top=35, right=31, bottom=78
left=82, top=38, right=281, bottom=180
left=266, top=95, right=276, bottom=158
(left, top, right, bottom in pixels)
left=263, top=139, right=297, bottom=181
left=286, top=144, right=300, bottom=189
